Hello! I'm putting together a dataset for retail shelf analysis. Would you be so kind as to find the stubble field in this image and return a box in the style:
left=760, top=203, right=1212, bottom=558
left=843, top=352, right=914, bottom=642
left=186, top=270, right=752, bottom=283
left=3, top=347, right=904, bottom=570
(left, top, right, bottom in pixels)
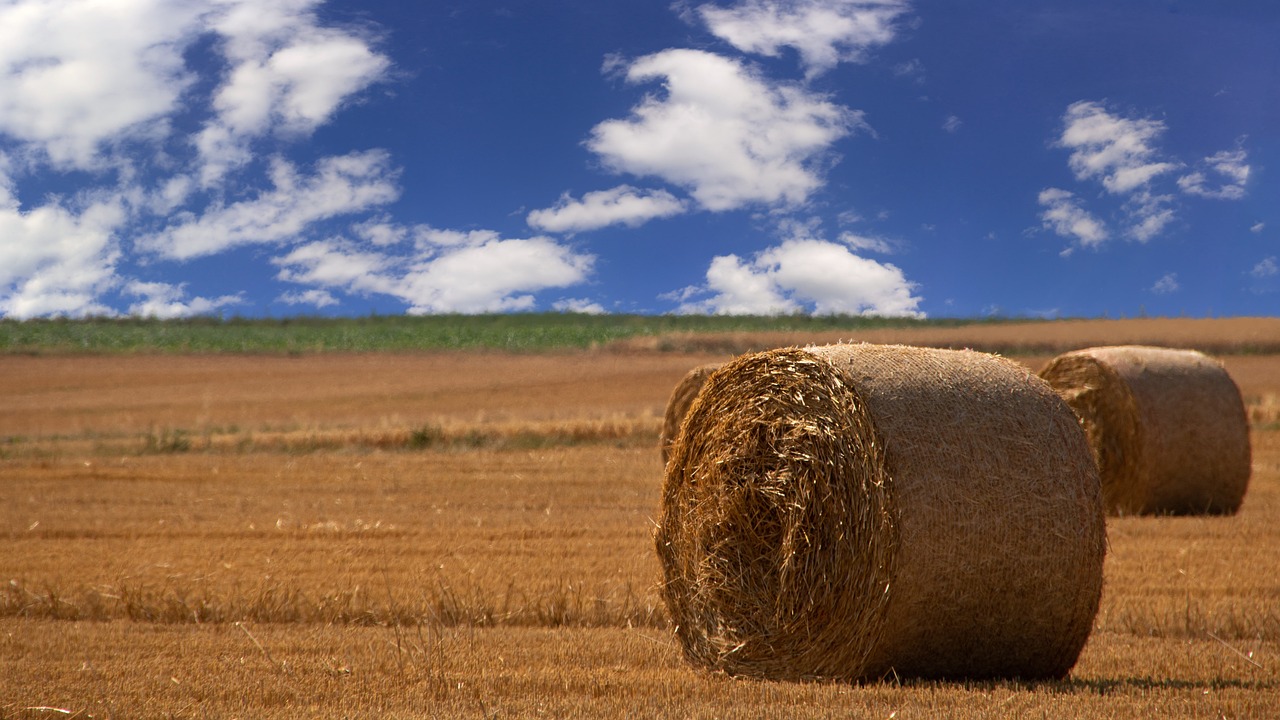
left=2, top=318, right=1279, bottom=718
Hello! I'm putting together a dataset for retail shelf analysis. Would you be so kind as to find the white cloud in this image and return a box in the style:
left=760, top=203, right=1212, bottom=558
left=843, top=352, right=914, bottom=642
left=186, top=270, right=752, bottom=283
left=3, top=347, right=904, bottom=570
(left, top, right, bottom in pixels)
left=0, top=0, right=387, bottom=180
left=588, top=49, right=865, bottom=212
left=1178, top=149, right=1250, bottom=200
left=1124, top=191, right=1176, bottom=242
left=1058, top=101, right=1178, bottom=195
left=352, top=216, right=409, bottom=246
left=942, top=115, right=962, bottom=133
left=278, top=288, right=338, bottom=308
left=125, top=280, right=243, bottom=318
left=553, top=298, right=606, bottom=314
left=1151, top=273, right=1179, bottom=294
left=274, top=238, right=399, bottom=296
left=0, top=188, right=126, bottom=318
left=141, top=150, right=400, bottom=260
left=1251, top=222, right=1265, bottom=233
left=0, top=0, right=206, bottom=171
left=838, top=231, right=894, bottom=254
left=527, top=185, right=687, bottom=233
left=273, top=229, right=595, bottom=314
left=694, top=0, right=910, bottom=78
left=1038, top=188, right=1108, bottom=248
left=1251, top=256, right=1278, bottom=279
left=194, top=0, right=390, bottom=185
left=678, top=237, right=922, bottom=316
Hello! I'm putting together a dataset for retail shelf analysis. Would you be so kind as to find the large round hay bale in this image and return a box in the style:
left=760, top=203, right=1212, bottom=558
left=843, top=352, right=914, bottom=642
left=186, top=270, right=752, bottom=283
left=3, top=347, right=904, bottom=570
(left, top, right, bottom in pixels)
left=1038, top=345, right=1251, bottom=516
left=660, top=363, right=722, bottom=464
left=657, top=344, right=1105, bottom=682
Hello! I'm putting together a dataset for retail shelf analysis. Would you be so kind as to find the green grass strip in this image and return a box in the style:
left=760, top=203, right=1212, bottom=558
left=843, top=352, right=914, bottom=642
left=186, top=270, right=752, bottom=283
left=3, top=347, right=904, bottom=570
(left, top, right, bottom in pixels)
left=0, top=314, right=1016, bottom=354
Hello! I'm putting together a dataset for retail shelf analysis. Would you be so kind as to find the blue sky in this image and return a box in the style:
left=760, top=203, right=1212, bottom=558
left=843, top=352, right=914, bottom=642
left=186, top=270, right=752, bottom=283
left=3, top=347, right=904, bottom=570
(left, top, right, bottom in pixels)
left=0, top=0, right=1276, bottom=319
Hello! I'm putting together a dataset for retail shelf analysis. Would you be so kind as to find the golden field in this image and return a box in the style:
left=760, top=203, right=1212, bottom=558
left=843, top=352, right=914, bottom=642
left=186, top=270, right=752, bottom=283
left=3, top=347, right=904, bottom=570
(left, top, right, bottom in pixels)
left=2, top=318, right=1279, bottom=718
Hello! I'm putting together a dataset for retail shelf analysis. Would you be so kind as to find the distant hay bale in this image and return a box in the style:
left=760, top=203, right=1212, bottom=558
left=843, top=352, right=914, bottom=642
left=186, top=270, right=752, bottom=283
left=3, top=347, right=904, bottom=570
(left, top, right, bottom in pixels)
left=657, top=344, right=1105, bottom=682
left=1039, top=345, right=1251, bottom=516
left=660, top=363, right=722, bottom=464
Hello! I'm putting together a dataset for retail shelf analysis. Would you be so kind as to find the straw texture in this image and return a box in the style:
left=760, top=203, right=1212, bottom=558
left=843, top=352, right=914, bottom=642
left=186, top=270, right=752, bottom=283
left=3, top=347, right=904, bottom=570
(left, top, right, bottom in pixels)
left=1039, top=345, right=1251, bottom=515
left=660, top=363, right=722, bottom=464
left=657, top=344, right=1105, bottom=682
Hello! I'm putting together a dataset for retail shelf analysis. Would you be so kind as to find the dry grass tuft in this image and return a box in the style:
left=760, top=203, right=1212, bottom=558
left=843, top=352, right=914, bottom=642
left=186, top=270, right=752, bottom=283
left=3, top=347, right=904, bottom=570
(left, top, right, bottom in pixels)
left=657, top=344, right=1106, bottom=682
left=1040, top=346, right=1252, bottom=515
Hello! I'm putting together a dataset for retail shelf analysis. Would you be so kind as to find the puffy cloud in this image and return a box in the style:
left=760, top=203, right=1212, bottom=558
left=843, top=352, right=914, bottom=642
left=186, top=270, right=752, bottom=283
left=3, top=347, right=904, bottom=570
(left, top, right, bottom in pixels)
left=527, top=186, right=687, bottom=233
left=0, top=0, right=387, bottom=179
left=588, top=49, right=865, bottom=211
left=273, top=229, right=595, bottom=314
left=125, top=280, right=243, bottom=318
left=400, top=235, right=594, bottom=314
left=141, top=150, right=401, bottom=260
left=1037, top=188, right=1109, bottom=248
left=1178, top=149, right=1250, bottom=200
left=0, top=188, right=126, bottom=318
left=194, top=0, right=390, bottom=185
left=1151, top=273, right=1179, bottom=294
left=678, top=237, right=922, bottom=316
left=694, top=0, right=910, bottom=78
left=0, top=0, right=205, bottom=170
left=1057, top=101, right=1178, bottom=194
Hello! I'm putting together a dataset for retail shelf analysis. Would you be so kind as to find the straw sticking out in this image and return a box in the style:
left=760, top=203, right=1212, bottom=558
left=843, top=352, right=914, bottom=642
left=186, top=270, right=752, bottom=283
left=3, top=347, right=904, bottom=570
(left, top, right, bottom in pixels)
left=1039, top=345, right=1251, bottom=515
left=657, top=344, right=1105, bottom=682
left=660, top=363, right=722, bottom=464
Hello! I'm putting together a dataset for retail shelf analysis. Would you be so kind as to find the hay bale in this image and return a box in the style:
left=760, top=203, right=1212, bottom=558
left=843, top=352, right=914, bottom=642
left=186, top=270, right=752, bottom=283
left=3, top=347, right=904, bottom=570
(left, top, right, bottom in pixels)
left=1039, top=345, right=1251, bottom=516
left=660, top=363, right=722, bottom=464
left=657, top=344, right=1105, bottom=682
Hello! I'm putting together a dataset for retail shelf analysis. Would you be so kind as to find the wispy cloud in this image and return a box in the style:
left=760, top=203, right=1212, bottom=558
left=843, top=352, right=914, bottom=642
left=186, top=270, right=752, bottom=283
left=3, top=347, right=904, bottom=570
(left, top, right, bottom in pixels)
left=1151, top=272, right=1179, bottom=294
left=1251, top=256, right=1277, bottom=279
left=125, top=280, right=243, bottom=319
left=141, top=151, right=401, bottom=260
left=676, top=235, right=922, bottom=316
left=1047, top=101, right=1251, bottom=248
left=589, top=49, right=865, bottom=212
left=527, top=185, right=687, bottom=233
left=273, top=228, right=595, bottom=314
left=1178, top=149, right=1250, bottom=200
left=693, top=0, right=911, bottom=79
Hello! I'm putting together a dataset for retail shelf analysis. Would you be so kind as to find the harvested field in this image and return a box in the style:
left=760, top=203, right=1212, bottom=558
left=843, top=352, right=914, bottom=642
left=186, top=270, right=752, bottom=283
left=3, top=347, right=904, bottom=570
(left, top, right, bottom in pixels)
left=2, top=318, right=1279, bottom=717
